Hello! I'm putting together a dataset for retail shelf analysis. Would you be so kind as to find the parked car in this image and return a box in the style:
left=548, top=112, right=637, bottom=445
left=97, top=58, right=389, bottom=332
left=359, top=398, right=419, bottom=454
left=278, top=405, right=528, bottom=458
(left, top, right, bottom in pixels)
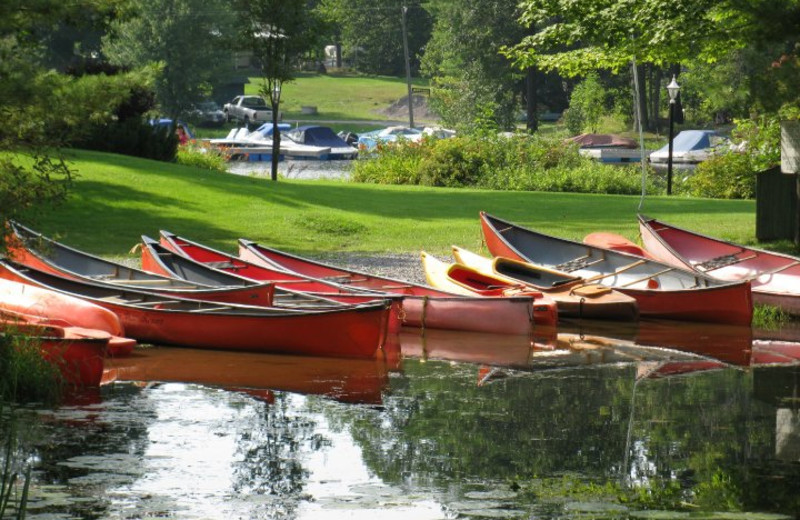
left=222, top=95, right=279, bottom=128
left=187, top=101, right=225, bottom=127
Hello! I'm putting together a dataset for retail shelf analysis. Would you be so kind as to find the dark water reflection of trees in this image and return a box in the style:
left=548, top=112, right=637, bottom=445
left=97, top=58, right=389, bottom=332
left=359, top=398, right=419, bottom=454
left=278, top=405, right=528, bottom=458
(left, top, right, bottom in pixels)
left=1, top=359, right=799, bottom=519
left=330, top=360, right=800, bottom=517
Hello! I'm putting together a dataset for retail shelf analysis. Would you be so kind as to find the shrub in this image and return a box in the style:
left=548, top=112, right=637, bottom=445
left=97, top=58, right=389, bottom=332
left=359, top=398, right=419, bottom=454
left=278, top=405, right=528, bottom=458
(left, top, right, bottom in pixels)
left=352, top=133, right=656, bottom=196
left=75, top=117, right=178, bottom=162
left=685, top=152, right=756, bottom=199
left=176, top=141, right=228, bottom=171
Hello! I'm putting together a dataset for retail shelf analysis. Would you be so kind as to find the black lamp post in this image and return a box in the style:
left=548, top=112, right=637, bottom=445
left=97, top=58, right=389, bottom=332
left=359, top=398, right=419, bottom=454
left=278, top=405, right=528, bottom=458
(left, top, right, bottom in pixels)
left=270, top=82, right=282, bottom=182
left=666, top=75, right=680, bottom=195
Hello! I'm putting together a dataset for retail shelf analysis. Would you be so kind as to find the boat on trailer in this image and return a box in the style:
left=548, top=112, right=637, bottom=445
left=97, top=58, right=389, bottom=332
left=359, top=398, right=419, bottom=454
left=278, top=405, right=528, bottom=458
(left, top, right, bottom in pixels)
left=479, top=211, right=753, bottom=326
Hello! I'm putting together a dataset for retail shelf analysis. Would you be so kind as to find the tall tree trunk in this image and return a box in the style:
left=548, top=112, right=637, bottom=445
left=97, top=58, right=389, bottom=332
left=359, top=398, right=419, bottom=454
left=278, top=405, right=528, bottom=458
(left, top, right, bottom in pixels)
left=525, top=66, right=538, bottom=133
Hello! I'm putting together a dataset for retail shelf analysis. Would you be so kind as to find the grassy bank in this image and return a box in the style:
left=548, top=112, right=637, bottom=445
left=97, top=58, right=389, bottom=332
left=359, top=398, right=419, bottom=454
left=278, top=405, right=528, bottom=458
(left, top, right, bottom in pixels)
left=243, top=72, right=430, bottom=124
left=21, top=149, right=760, bottom=263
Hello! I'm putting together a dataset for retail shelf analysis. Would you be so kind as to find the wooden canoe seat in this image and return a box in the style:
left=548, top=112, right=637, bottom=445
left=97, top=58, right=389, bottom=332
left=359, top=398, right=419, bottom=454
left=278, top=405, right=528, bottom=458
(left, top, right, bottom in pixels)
left=136, top=300, right=182, bottom=306
left=554, top=255, right=605, bottom=273
left=694, top=252, right=757, bottom=271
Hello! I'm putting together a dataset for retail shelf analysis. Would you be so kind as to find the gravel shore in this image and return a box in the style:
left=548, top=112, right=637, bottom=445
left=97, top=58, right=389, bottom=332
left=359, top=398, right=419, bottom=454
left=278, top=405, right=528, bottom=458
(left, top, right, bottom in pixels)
left=314, top=252, right=428, bottom=285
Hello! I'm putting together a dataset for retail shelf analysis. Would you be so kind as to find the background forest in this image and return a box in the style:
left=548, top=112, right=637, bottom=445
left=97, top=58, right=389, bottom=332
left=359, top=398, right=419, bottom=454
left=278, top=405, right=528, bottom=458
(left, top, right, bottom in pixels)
left=2, top=0, right=800, bottom=215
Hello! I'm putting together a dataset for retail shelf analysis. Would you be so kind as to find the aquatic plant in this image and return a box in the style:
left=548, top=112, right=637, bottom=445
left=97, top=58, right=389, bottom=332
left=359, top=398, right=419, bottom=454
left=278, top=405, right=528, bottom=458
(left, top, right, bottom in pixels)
left=0, top=407, right=31, bottom=520
left=752, top=304, right=791, bottom=330
left=0, top=330, right=63, bottom=403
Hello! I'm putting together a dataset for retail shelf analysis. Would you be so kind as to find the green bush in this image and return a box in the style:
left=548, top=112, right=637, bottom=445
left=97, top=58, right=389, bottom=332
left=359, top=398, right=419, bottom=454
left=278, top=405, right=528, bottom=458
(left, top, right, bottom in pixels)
left=176, top=142, right=228, bottom=171
left=75, top=117, right=178, bottom=162
left=352, top=133, right=656, bottom=195
left=685, top=152, right=756, bottom=199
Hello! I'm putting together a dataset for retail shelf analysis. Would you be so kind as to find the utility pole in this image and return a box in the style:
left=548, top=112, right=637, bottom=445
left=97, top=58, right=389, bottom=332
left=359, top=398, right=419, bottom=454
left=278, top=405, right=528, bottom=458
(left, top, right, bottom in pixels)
left=401, top=6, right=414, bottom=128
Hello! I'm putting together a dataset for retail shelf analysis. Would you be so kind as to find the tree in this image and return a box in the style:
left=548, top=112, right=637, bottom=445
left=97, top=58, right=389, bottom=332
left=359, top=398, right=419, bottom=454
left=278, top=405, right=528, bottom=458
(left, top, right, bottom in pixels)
left=506, top=0, right=800, bottom=131
left=102, top=0, right=236, bottom=119
left=0, top=0, right=128, bottom=247
left=318, top=0, right=431, bottom=76
left=234, top=0, right=322, bottom=181
left=420, top=0, right=527, bottom=133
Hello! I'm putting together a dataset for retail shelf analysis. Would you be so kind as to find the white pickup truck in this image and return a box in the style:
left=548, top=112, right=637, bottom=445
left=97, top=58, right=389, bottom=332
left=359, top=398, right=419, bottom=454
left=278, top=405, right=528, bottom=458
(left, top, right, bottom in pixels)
left=222, top=95, right=278, bottom=127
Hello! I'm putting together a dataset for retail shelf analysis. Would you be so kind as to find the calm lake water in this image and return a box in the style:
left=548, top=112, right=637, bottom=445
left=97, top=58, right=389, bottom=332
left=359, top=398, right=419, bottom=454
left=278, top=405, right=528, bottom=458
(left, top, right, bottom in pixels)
left=3, top=319, right=800, bottom=519
left=227, top=159, right=354, bottom=180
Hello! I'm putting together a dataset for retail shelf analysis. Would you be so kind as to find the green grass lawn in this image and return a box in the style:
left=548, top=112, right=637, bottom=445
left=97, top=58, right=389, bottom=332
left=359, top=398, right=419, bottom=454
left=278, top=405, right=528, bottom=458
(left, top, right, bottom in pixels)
left=244, top=72, right=430, bottom=124
left=23, top=149, right=760, bottom=264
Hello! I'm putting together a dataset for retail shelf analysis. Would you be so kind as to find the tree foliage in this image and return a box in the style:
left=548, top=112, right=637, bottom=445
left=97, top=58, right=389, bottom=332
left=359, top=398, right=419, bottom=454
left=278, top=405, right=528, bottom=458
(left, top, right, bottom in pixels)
left=564, top=72, right=607, bottom=134
left=421, top=0, right=526, bottom=133
left=103, top=0, right=236, bottom=118
left=318, top=0, right=431, bottom=76
left=233, top=0, right=323, bottom=180
left=507, top=0, right=800, bottom=77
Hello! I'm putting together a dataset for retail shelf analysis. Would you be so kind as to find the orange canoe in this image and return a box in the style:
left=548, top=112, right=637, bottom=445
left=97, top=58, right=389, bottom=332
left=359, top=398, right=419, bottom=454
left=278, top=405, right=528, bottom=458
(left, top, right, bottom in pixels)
left=160, top=231, right=540, bottom=336
left=0, top=260, right=390, bottom=359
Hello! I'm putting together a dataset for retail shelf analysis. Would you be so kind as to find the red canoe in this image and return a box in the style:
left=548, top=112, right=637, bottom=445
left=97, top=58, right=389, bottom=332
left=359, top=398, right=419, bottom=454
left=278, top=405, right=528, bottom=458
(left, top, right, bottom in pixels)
left=1, top=309, right=110, bottom=387
left=638, top=215, right=800, bottom=316
left=160, top=231, right=541, bottom=336
left=0, top=277, right=136, bottom=356
left=5, top=221, right=276, bottom=308
left=0, top=260, right=390, bottom=359
left=479, top=212, right=753, bottom=326
left=138, top=235, right=404, bottom=333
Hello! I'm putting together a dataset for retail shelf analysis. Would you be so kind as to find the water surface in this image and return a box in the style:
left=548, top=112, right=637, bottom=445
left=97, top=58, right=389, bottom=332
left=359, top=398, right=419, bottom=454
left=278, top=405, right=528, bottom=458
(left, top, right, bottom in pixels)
left=3, top=321, right=800, bottom=519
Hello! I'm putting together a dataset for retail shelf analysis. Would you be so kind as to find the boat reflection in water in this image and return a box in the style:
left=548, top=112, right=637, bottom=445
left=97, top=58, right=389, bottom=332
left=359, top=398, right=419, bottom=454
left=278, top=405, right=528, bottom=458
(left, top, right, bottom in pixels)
left=391, top=317, right=800, bottom=380
left=388, top=324, right=720, bottom=378
left=101, top=319, right=800, bottom=408
left=103, top=346, right=391, bottom=405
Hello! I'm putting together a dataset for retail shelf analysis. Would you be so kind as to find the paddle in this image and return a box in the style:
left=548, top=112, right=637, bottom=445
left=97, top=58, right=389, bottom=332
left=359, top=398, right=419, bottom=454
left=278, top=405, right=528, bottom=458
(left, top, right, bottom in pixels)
left=580, top=259, right=647, bottom=283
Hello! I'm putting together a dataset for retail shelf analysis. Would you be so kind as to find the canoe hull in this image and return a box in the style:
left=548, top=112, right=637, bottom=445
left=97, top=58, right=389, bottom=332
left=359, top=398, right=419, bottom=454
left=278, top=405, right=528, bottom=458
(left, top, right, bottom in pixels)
left=0, top=261, right=389, bottom=359
left=638, top=215, right=800, bottom=316
left=0, top=278, right=125, bottom=337
left=480, top=212, right=753, bottom=326
left=160, top=233, right=540, bottom=336
left=39, top=334, right=107, bottom=387
left=1, top=318, right=108, bottom=387
left=237, top=240, right=539, bottom=335
left=105, top=302, right=388, bottom=358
